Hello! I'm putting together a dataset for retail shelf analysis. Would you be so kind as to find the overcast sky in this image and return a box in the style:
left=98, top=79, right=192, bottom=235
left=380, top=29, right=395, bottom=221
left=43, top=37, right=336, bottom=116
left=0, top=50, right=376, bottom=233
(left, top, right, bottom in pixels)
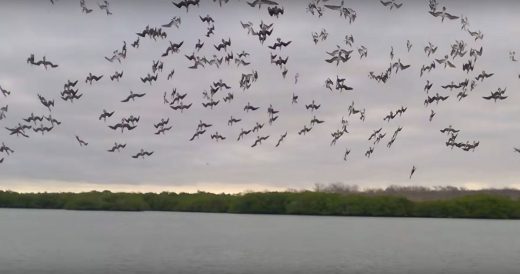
left=0, top=0, right=519, bottom=193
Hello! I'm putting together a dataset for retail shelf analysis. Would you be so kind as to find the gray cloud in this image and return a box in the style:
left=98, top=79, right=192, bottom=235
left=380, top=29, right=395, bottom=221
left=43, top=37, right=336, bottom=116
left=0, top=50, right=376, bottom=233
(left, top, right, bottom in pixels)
left=0, top=0, right=519, bottom=192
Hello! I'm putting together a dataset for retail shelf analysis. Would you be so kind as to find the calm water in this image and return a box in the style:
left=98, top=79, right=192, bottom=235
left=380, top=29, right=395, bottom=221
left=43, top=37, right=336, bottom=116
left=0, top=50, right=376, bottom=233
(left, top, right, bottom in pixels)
left=0, top=209, right=519, bottom=274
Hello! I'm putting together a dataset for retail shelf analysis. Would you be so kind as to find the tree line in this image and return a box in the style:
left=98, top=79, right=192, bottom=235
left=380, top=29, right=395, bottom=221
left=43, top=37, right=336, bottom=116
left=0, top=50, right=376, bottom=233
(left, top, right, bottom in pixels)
left=1, top=187, right=520, bottom=219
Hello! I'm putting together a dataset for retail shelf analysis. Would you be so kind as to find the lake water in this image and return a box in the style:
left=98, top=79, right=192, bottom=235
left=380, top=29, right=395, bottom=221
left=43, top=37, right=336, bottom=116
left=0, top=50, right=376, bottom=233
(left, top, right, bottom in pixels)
left=0, top=209, right=519, bottom=273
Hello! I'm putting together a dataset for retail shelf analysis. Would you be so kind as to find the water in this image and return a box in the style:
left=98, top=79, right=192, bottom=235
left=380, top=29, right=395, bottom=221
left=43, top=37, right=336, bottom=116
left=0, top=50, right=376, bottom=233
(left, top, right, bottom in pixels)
left=0, top=209, right=519, bottom=273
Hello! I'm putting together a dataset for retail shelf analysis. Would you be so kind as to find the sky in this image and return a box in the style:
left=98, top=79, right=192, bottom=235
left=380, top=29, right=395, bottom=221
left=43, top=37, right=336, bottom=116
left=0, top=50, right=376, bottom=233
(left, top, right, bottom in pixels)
left=0, top=0, right=519, bottom=193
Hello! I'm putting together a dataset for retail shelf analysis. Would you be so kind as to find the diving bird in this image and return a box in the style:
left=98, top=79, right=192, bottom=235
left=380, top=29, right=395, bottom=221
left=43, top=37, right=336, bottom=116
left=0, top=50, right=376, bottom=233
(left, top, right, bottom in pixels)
left=409, top=166, right=416, bottom=179
left=0, top=142, right=15, bottom=155
left=275, top=132, right=287, bottom=147
left=75, top=135, right=88, bottom=147
left=343, top=148, right=351, bottom=161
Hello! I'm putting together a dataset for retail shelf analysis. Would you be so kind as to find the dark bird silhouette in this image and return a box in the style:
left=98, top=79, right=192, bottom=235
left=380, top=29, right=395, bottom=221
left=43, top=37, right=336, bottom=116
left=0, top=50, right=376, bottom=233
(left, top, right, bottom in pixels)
left=268, top=6, right=284, bottom=17
left=37, top=94, right=54, bottom=112
left=305, top=100, right=320, bottom=111
left=409, top=166, right=416, bottom=179
left=247, top=0, right=278, bottom=8
left=292, top=93, right=298, bottom=104
left=121, top=91, right=146, bottom=102
left=199, top=14, right=214, bottom=24
left=228, top=116, right=241, bottom=126
left=275, top=132, right=287, bottom=147
left=268, top=38, right=292, bottom=50
left=0, top=85, right=11, bottom=97
left=170, top=101, right=192, bottom=112
left=482, top=87, right=507, bottom=102
left=167, top=69, right=175, bottom=80
left=140, top=73, right=158, bottom=85
left=343, top=148, right=351, bottom=161
left=251, top=135, right=269, bottom=147
left=214, top=38, right=231, bottom=52
left=109, top=71, right=123, bottom=81
left=99, top=109, right=115, bottom=122
left=171, top=0, right=200, bottom=12
left=0, top=142, right=14, bottom=155
left=210, top=132, right=226, bottom=141
left=108, top=122, right=137, bottom=133
left=131, top=149, right=154, bottom=159
left=237, top=128, right=251, bottom=141
left=429, top=6, right=459, bottom=22
left=206, top=25, right=215, bottom=37
left=33, top=124, right=54, bottom=135
left=6, top=124, right=30, bottom=138
left=85, top=73, right=103, bottom=85
left=154, top=118, right=170, bottom=129
left=75, top=135, right=88, bottom=147
left=189, top=129, right=206, bottom=141
left=380, top=0, right=403, bottom=10
left=155, top=126, right=173, bottom=135
left=162, top=17, right=181, bottom=28
left=298, top=125, right=313, bottom=135
left=162, top=41, right=184, bottom=57
left=107, top=142, right=126, bottom=152
left=475, top=70, right=494, bottom=81
left=131, top=37, right=140, bottom=48
left=244, top=102, right=260, bottom=112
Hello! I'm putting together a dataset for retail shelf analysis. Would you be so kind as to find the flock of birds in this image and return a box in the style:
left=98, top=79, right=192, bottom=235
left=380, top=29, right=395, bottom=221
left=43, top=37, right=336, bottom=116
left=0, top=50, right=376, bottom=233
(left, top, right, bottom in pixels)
left=1, top=0, right=519, bottom=181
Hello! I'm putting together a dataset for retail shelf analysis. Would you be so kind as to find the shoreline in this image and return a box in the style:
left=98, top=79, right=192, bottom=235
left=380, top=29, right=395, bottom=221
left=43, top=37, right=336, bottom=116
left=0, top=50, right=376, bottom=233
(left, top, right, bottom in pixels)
left=1, top=189, right=519, bottom=219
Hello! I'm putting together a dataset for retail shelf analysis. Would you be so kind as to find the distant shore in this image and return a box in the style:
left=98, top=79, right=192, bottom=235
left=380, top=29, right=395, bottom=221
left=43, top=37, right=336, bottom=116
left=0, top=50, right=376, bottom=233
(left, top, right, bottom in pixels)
left=1, top=185, right=520, bottom=219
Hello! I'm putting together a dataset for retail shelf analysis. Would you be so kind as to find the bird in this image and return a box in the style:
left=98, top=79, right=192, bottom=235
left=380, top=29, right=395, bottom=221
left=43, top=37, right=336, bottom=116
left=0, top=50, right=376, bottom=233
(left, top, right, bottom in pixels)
left=162, top=17, right=181, bottom=28
left=161, top=41, right=184, bottom=57
left=343, top=148, right=351, bottom=161
left=228, top=116, right=241, bottom=126
left=429, top=110, right=436, bottom=122
left=85, top=73, right=103, bottom=85
left=0, top=142, right=15, bottom=155
left=109, top=71, right=123, bottom=81
left=380, top=0, right=403, bottom=10
left=244, top=102, right=260, bottom=112
left=475, top=70, right=494, bottom=81
left=107, top=142, right=126, bottom=152
left=131, top=149, right=154, bottom=159
left=409, top=166, right=416, bottom=179
left=199, top=14, right=215, bottom=24
left=251, top=135, right=269, bottom=147
left=429, top=6, right=459, bottom=22
left=210, top=132, right=226, bottom=141
left=268, top=38, right=292, bottom=50
left=121, top=91, right=146, bottom=102
left=75, top=135, right=88, bottom=147
left=482, top=88, right=507, bottom=102
left=189, top=129, right=206, bottom=141
left=247, top=0, right=278, bottom=9
left=0, top=85, right=11, bottom=97
left=275, top=132, right=287, bottom=147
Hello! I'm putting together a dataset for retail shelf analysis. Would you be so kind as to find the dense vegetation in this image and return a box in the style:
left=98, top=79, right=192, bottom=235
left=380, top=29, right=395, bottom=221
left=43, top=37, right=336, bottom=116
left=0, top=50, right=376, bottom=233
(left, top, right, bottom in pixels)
left=1, top=186, right=520, bottom=219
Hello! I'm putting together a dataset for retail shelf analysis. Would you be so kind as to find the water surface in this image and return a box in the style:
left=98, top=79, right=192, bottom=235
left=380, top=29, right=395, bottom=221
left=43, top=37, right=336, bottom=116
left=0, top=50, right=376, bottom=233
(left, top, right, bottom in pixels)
left=1, top=209, right=519, bottom=273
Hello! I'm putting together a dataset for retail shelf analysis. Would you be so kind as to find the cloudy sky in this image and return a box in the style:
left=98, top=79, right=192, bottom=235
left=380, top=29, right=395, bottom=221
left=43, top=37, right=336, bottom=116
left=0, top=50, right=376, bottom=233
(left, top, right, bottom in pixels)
left=0, top=0, right=519, bottom=193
